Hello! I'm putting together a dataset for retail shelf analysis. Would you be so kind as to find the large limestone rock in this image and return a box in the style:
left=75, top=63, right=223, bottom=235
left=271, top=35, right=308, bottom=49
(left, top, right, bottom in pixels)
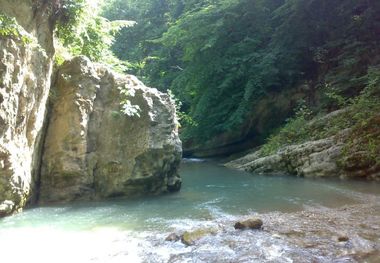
left=0, top=0, right=54, bottom=216
left=39, top=56, right=182, bottom=202
left=226, top=136, right=344, bottom=177
left=226, top=127, right=380, bottom=180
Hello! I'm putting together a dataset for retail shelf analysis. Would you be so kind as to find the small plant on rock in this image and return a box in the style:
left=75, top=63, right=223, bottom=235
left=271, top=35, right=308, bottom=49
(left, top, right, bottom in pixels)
left=118, top=85, right=141, bottom=117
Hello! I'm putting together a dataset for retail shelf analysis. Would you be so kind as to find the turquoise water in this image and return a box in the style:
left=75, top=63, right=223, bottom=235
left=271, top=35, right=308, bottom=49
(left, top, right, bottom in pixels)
left=0, top=159, right=379, bottom=262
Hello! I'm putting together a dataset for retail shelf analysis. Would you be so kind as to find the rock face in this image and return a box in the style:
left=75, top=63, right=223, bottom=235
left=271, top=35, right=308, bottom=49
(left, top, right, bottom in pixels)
left=226, top=128, right=380, bottom=179
left=226, top=136, right=344, bottom=178
left=0, top=2, right=182, bottom=215
left=39, top=57, right=182, bottom=202
left=0, top=2, right=376, bottom=218
left=0, top=0, right=54, bottom=216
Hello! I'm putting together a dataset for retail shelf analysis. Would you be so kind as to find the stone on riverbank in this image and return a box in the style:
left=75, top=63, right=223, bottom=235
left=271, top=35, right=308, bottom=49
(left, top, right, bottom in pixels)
left=225, top=110, right=380, bottom=180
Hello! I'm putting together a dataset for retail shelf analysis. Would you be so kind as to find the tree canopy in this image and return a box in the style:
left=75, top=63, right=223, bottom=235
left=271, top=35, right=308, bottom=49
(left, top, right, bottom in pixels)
left=60, top=0, right=380, bottom=145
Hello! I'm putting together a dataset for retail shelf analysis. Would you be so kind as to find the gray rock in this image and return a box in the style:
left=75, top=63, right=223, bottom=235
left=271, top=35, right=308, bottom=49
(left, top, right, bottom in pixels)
left=234, top=218, right=263, bottom=230
left=165, top=233, right=180, bottom=242
left=0, top=200, right=15, bottom=216
left=225, top=127, right=379, bottom=179
left=181, top=228, right=218, bottom=246
left=39, top=56, right=182, bottom=202
left=0, top=0, right=54, bottom=216
left=226, top=136, right=344, bottom=177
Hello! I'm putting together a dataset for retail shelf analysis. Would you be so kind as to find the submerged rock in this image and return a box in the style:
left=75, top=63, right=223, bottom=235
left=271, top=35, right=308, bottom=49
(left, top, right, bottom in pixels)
left=165, top=233, right=180, bottom=242
left=181, top=228, right=218, bottom=246
left=39, top=56, right=182, bottom=202
left=234, top=218, right=263, bottom=230
left=338, top=236, right=349, bottom=242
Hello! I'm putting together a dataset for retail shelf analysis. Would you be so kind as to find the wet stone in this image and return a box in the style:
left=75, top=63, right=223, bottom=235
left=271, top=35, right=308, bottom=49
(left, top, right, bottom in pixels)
left=181, top=228, right=218, bottom=246
left=234, top=218, right=263, bottom=230
left=165, top=233, right=180, bottom=242
left=338, top=236, right=349, bottom=242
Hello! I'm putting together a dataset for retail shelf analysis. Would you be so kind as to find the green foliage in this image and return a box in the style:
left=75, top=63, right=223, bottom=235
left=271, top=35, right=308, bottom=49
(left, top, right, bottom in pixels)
left=118, top=85, right=141, bottom=117
left=323, top=84, right=349, bottom=108
left=55, top=0, right=87, bottom=40
left=103, top=0, right=380, bottom=145
left=339, top=67, right=380, bottom=166
left=167, top=89, right=197, bottom=130
left=260, top=66, right=380, bottom=158
left=154, top=0, right=284, bottom=141
left=54, top=52, right=66, bottom=67
left=56, top=0, right=134, bottom=63
left=102, top=0, right=176, bottom=85
left=0, top=13, right=20, bottom=37
left=0, top=13, right=32, bottom=44
left=260, top=101, right=314, bottom=156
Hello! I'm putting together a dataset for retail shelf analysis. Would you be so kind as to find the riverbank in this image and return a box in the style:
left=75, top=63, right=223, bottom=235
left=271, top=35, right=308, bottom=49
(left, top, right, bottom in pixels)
left=225, top=104, right=380, bottom=181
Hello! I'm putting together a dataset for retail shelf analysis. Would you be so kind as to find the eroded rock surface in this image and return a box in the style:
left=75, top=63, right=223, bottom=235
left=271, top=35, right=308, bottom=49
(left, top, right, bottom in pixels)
left=226, top=136, right=344, bottom=177
left=181, top=228, right=218, bottom=246
left=0, top=0, right=54, bottom=215
left=226, top=128, right=380, bottom=179
left=39, top=56, right=182, bottom=202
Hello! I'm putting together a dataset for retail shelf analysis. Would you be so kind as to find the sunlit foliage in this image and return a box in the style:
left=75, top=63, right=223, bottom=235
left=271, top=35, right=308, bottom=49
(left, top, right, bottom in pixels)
left=103, top=0, right=380, bottom=144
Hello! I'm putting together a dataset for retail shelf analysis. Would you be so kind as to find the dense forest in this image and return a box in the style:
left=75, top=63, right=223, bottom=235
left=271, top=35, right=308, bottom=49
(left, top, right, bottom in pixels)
left=54, top=0, right=380, bottom=157
left=52, top=0, right=380, bottom=155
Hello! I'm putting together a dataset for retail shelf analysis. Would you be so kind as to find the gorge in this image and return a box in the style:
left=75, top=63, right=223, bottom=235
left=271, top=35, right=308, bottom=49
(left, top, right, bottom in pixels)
left=0, top=0, right=380, bottom=262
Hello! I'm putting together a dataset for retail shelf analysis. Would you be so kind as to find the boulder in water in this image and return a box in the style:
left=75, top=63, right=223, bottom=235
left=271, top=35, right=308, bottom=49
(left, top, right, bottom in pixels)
left=338, top=236, right=349, bottom=242
left=181, top=228, right=218, bottom=246
left=234, top=218, right=263, bottom=230
left=39, top=56, right=182, bottom=202
left=165, top=233, right=180, bottom=242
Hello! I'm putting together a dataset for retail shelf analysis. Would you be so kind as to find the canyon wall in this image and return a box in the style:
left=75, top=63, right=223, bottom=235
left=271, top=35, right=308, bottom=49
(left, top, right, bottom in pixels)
left=0, top=1, right=182, bottom=216
left=0, top=0, right=54, bottom=215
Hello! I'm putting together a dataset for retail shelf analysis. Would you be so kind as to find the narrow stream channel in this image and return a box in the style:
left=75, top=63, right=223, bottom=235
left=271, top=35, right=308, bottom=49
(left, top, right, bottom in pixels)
left=1, top=159, right=379, bottom=262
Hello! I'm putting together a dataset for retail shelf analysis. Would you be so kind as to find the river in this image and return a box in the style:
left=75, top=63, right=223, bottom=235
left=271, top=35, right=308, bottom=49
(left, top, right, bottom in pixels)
left=0, top=159, right=379, bottom=262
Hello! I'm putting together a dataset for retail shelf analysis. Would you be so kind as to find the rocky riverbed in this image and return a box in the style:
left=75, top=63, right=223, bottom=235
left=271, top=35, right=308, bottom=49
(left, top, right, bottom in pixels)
left=40, top=189, right=377, bottom=263
left=2, top=193, right=378, bottom=263
left=138, top=192, right=380, bottom=263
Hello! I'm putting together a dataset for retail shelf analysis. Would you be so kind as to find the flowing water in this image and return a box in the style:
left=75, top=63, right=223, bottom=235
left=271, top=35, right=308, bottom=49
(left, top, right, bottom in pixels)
left=1, top=159, right=379, bottom=262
